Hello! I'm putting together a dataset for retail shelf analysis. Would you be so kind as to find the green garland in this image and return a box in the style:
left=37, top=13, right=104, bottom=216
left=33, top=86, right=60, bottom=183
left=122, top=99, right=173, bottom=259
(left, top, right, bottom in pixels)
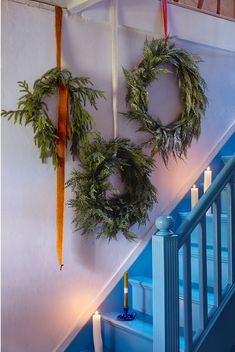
left=123, top=37, right=207, bottom=165
left=1, top=67, right=105, bottom=167
left=67, top=138, right=157, bottom=240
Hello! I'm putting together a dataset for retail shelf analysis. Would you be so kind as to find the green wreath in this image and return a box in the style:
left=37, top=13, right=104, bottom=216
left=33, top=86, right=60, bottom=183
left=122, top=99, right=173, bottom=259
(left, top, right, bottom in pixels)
left=1, top=67, right=105, bottom=167
left=67, top=137, right=157, bottom=240
left=123, top=37, right=207, bottom=165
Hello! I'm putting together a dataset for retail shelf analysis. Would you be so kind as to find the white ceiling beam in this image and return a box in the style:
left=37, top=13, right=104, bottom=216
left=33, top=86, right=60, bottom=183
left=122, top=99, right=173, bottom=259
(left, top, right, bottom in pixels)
left=67, top=0, right=106, bottom=13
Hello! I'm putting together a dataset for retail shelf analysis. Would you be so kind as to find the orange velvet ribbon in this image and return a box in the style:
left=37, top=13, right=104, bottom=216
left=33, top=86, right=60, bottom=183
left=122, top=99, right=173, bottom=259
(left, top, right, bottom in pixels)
left=55, top=6, right=69, bottom=270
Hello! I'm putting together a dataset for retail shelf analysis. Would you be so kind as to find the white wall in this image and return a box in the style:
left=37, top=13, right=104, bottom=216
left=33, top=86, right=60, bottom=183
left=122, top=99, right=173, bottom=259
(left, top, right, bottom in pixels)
left=2, top=1, right=235, bottom=351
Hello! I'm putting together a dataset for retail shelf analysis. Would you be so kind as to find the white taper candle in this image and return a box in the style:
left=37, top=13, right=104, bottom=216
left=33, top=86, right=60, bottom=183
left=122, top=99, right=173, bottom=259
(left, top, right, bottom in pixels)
left=92, top=311, right=103, bottom=352
left=191, top=184, right=199, bottom=209
left=204, top=166, right=212, bottom=193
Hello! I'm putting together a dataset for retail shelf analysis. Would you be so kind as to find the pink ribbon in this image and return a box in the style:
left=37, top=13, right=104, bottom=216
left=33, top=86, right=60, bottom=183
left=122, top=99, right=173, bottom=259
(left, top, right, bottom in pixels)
left=161, top=0, right=168, bottom=37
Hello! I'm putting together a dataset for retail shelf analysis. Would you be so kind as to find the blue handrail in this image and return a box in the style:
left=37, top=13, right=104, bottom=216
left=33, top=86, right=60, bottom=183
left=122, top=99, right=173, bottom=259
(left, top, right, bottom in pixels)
left=177, top=153, right=235, bottom=247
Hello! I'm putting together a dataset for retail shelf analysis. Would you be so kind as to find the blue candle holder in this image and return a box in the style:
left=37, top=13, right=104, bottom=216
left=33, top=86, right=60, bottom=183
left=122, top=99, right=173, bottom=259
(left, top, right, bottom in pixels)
left=117, top=307, right=135, bottom=321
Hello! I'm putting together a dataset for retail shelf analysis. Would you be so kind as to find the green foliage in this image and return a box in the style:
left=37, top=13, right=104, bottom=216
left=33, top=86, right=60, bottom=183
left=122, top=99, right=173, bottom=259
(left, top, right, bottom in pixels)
left=1, top=68, right=105, bottom=167
left=67, top=138, right=157, bottom=240
left=123, top=37, right=208, bottom=165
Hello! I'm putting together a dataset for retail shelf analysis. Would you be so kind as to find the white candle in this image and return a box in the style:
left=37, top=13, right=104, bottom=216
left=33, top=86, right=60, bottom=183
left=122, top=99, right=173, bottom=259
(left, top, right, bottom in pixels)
left=191, top=184, right=199, bottom=209
left=204, top=166, right=212, bottom=193
left=92, top=311, right=103, bottom=352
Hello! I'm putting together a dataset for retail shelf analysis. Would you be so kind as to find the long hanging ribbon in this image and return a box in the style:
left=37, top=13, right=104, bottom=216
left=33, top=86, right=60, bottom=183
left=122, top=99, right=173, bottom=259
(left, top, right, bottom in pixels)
left=55, top=6, right=68, bottom=270
left=161, top=0, right=168, bottom=38
left=111, top=0, right=118, bottom=139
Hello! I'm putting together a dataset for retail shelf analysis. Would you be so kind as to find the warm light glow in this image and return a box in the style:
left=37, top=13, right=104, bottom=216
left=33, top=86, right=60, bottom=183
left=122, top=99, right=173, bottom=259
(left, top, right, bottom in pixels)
left=193, top=184, right=196, bottom=189
left=95, top=311, right=99, bottom=316
left=207, top=166, right=210, bottom=171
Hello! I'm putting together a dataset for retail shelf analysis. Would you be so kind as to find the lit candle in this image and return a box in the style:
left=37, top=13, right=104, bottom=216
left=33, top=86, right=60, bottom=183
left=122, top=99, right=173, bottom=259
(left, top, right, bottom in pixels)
left=204, top=166, right=212, bottom=193
left=124, top=271, right=128, bottom=308
left=191, top=184, right=199, bottom=209
left=92, top=311, right=103, bottom=352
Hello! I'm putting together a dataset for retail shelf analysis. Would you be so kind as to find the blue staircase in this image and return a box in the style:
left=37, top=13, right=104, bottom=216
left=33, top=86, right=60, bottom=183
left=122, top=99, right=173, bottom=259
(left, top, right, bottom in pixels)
left=98, top=154, right=235, bottom=352
left=72, top=152, right=235, bottom=352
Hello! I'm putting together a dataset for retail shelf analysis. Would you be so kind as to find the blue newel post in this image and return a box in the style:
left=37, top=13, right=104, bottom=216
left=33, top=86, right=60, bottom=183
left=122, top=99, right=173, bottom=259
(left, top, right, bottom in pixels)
left=152, top=216, right=179, bottom=352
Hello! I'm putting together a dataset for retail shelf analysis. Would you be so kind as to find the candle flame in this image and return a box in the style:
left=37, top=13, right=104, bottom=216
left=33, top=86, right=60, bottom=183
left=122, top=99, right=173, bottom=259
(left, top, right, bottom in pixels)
left=193, top=184, right=196, bottom=188
left=207, top=166, right=210, bottom=171
left=95, top=310, right=99, bottom=315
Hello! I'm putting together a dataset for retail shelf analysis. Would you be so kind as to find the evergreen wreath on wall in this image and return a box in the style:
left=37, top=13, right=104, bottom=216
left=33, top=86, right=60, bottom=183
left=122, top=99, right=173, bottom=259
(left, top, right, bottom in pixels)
left=67, top=137, right=157, bottom=241
left=1, top=37, right=208, bottom=244
left=123, top=37, right=208, bottom=165
left=1, top=67, right=105, bottom=167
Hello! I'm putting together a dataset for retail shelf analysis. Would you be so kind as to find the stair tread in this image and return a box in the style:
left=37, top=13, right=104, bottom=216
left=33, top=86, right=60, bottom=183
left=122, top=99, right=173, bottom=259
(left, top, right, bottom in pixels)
left=80, top=350, right=111, bottom=352
left=102, top=311, right=153, bottom=340
left=222, top=155, right=233, bottom=164
left=102, top=311, right=185, bottom=350
left=178, top=212, right=228, bottom=222
left=129, top=276, right=152, bottom=288
left=188, top=243, right=228, bottom=258
left=129, top=276, right=215, bottom=304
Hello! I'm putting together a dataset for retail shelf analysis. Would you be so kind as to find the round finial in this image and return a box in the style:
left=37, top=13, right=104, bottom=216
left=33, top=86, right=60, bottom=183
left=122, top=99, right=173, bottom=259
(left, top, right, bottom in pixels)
left=155, top=216, right=174, bottom=235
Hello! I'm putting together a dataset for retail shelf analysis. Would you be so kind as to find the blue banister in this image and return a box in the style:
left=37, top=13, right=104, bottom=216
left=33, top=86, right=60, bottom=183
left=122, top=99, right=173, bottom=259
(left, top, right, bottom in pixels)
left=177, top=153, right=235, bottom=247
left=152, top=153, right=235, bottom=352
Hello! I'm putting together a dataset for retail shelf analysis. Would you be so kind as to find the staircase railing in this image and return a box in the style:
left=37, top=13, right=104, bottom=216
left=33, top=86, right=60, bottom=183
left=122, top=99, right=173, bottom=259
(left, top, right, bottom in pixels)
left=171, top=0, right=235, bottom=20
left=152, top=153, right=235, bottom=352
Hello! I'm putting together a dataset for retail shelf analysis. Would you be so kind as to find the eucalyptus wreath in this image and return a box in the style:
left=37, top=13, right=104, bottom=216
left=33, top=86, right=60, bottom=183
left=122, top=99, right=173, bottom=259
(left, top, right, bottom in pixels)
left=1, top=67, right=105, bottom=167
left=67, top=137, right=157, bottom=240
left=123, top=37, right=207, bottom=165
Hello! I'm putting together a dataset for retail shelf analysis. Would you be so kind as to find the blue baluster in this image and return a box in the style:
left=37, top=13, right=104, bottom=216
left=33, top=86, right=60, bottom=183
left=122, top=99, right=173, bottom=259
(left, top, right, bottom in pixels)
left=228, top=175, right=235, bottom=285
left=213, top=197, right=222, bottom=306
left=152, top=216, right=179, bottom=352
left=198, top=215, right=208, bottom=331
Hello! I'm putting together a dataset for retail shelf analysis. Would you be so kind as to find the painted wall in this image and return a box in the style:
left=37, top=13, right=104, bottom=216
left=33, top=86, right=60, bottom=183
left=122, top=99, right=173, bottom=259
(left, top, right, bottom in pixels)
left=2, top=0, right=235, bottom=351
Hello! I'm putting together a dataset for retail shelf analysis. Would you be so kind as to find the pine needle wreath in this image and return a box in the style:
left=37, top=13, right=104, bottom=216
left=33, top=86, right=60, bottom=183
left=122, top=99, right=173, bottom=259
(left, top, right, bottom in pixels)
left=67, top=137, right=157, bottom=240
left=123, top=37, right=208, bottom=165
left=1, top=67, right=105, bottom=167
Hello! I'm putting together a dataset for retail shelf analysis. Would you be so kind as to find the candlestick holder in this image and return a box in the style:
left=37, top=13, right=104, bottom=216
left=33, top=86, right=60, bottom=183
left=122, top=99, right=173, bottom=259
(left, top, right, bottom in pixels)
left=117, top=307, right=135, bottom=321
